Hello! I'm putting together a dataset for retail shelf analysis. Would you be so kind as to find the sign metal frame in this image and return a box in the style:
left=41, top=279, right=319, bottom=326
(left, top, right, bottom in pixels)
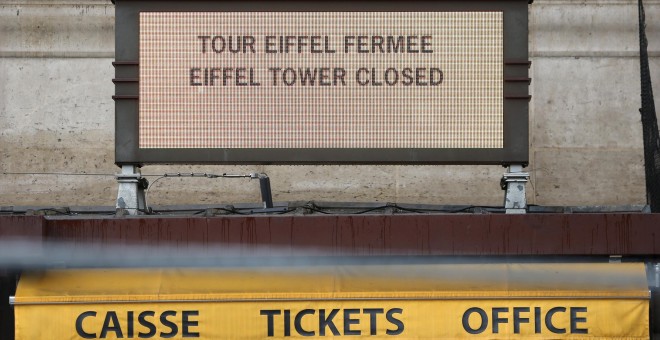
left=113, top=0, right=531, bottom=165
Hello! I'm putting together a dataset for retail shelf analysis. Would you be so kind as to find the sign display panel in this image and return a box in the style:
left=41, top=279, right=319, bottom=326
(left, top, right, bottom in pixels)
left=139, top=12, right=504, bottom=150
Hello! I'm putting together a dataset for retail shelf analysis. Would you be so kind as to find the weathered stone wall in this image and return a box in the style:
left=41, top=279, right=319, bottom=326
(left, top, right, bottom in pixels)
left=0, top=0, right=658, bottom=207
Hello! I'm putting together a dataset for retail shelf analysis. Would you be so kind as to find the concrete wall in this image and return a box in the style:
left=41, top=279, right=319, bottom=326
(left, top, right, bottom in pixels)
left=0, top=0, right=658, bottom=208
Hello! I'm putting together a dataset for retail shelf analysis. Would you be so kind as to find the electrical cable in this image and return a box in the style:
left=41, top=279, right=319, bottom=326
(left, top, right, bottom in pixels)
left=144, top=172, right=255, bottom=213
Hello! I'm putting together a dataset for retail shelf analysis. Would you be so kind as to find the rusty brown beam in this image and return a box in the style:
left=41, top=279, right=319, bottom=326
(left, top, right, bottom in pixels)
left=1, top=214, right=657, bottom=256
left=0, top=216, right=43, bottom=240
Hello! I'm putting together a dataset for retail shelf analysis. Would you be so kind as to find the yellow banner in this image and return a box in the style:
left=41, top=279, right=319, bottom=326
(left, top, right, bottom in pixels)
left=16, top=298, right=648, bottom=339
left=13, top=264, right=651, bottom=339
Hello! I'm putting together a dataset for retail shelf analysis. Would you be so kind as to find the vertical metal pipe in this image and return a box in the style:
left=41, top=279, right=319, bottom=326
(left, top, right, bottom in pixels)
left=259, top=174, right=274, bottom=208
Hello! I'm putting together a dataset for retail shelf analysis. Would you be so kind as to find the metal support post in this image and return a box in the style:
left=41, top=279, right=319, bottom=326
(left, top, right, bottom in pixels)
left=256, top=174, right=274, bottom=209
left=116, top=165, right=149, bottom=215
left=501, top=164, right=529, bottom=214
left=0, top=270, right=18, bottom=340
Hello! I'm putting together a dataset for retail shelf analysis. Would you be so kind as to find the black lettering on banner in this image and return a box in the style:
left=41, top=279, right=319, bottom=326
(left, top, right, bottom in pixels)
left=534, top=307, right=542, bottom=334
left=138, top=311, right=157, bottom=338
left=260, top=310, right=281, bottom=337
left=284, top=310, right=291, bottom=336
left=513, top=307, right=530, bottom=334
left=343, top=309, right=361, bottom=335
left=385, top=308, right=404, bottom=335
left=570, top=307, right=588, bottom=334
left=76, top=311, right=97, bottom=339
left=319, top=309, right=340, bottom=336
left=363, top=308, right=384, bottom=335
left=76, top=310, right=201, bottom=339
left=182, top=310, right=200, bottom=338
left=100, top=311, right=123, bottom=338
left=295, top=309, right=316, bottom=336
left=462, top=307, right=488, bottom=334
left=546, top=307, right=567, bottom=334
left=492, top=307, right=508, bottom=333
left=127, top=311, right=135, bottom=338
left=160, top=311, right=178, bottom=338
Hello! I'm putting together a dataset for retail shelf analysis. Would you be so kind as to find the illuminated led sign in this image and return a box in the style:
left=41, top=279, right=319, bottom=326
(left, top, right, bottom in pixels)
left=139, top=12, right=503, bottom=149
